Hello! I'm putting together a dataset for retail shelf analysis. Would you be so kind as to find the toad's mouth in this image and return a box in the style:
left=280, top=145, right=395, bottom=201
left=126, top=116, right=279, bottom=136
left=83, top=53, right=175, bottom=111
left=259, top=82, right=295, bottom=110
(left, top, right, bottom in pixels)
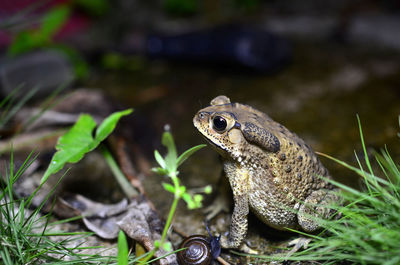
left=201, top=135, right=229, bottom=156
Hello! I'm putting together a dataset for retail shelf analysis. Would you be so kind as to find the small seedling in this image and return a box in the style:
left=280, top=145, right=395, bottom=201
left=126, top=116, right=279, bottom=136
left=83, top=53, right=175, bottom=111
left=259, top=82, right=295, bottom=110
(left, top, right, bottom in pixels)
left=139, top=127, right=209, bottom=263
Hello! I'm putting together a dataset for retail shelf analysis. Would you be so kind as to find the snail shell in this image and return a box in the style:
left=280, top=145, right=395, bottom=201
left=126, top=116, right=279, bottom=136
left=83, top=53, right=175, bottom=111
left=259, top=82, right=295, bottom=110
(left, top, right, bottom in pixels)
left=177, top=235, right=212, bottom=265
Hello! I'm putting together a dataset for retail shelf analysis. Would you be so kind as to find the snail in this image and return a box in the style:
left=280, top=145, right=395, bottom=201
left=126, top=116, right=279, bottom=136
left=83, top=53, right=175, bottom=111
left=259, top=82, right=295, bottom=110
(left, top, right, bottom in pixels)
left=177, top=224, right=221, bottom=265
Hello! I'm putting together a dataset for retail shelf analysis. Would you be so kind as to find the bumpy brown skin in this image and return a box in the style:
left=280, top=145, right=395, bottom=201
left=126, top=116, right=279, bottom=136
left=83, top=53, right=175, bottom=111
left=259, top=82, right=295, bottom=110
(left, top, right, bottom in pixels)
left=193, top=95, right=339, bottom=250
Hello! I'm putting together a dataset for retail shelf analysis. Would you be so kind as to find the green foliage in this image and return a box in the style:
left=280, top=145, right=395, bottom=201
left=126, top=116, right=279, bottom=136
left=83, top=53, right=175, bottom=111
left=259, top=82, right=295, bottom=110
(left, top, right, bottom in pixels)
left=8, top=6, right=70, bottom=56
left=164, top=0, right=198, bottom=16
left=0, top=152, right=113, bottom=264
left=152, top=130, right=206, bottom=208
left=117, top=230, right=129, bottom=265
left=140, top=129, right=206, bottom=263
left=101, top=53, right=145, bottom=72
left=54, top=44, right=90, bottom=79
left=41, top=109, right=133, bottom=184
left=8, top=4, right=90, bottom=79
left=0, top=104, right=142, bottom=263
left=0, top=86, right=38, bottom=132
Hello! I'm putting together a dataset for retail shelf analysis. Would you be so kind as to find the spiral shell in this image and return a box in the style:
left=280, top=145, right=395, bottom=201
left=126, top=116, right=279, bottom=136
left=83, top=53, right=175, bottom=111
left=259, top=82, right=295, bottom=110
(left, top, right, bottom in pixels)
left=177, top=235, right=212, bottom=265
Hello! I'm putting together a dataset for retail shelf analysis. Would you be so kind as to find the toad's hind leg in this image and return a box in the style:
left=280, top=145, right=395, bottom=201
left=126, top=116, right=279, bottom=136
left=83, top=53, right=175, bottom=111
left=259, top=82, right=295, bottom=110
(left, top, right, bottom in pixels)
left=297, top=189, right=340, bottom=232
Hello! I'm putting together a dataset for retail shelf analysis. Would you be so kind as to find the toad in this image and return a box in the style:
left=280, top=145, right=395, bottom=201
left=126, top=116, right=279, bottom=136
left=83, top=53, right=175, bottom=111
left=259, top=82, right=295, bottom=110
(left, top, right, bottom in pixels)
left=193, top=95, right=339, bottom=251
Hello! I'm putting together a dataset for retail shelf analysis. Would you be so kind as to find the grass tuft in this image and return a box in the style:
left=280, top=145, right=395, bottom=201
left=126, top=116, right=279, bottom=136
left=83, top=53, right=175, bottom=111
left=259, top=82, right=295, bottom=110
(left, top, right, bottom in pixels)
left=0, top=151, right=123, bottom=264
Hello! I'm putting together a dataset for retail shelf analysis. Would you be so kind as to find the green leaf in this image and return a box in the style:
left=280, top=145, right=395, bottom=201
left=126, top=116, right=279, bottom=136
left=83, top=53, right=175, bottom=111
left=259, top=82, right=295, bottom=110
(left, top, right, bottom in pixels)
left=176, top=144, right=206, bottom=167
left=181, top=192, right=204, bottom=210
left=8, top=32, right=37, bottom=55
left=154, top=150, right=166, bottom=169
left=203, top=185, right=212, bottom=194
left=117, top=230, right=128, bottom=265
left=161, top=131, right=177, bottom=172
left=41, top=109, right=133, bottom=184
left=162, top=242, right=172, bottom=252
left=41, top=114, right=96, bottom=183
left=154, top=240, right=161, bottom=248
left=182, top=193, right=196, bottom=209
left=39, top=6, right=70, bottom=41
left=152, top=167, right=169, bottom=176
left=178, top=185, right=186, bottom=196
left=193, top=194, right=203, bottom=204
left=162, top=182, right=176, bottom=193
left=8, top=6, right=70, bottom=55
left=94, top=109, right=133, bottom=145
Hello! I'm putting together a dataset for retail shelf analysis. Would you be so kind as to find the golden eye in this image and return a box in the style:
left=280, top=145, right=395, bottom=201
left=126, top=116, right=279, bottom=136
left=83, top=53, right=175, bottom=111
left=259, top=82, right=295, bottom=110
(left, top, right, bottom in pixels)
left=212, top=116, right=227, bottom=133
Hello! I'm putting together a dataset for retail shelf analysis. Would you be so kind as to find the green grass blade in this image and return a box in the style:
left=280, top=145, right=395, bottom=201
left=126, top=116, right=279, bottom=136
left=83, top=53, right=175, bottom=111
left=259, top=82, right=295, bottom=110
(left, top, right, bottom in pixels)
left=0, top=85, right=38, bottom=128
left=20, top=83, right=68, bottom=132
left=117, top=230, right=128, bottom=265
left=357, top=115, right=376, bottom=188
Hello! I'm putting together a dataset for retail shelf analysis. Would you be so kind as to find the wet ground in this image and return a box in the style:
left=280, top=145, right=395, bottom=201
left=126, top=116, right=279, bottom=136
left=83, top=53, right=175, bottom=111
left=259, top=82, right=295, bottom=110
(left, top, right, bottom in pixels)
left=85, top=39, right=400, bottom=262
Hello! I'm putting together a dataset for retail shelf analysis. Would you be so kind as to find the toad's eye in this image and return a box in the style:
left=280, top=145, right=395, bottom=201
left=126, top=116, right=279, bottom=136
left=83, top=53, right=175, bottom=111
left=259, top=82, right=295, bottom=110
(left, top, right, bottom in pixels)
left=212, top=116, right=227, bottom=133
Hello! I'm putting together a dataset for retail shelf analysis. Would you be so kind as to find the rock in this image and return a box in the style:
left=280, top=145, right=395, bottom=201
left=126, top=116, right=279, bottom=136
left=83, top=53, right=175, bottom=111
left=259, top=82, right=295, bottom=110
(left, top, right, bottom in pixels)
left=0, top=50, right=75, bottom=98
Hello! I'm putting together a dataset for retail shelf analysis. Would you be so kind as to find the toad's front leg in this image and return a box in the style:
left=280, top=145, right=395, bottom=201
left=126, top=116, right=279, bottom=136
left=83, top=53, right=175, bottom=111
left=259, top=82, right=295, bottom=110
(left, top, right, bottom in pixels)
left=220, top=162, right=255, bottom=253
left=223, top=193, right=249, bottom=249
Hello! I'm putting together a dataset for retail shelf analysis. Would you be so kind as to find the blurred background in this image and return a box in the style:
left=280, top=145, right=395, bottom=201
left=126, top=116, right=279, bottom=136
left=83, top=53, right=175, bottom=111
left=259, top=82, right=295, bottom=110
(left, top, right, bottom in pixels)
left=1, top=0, right=400, bottom=208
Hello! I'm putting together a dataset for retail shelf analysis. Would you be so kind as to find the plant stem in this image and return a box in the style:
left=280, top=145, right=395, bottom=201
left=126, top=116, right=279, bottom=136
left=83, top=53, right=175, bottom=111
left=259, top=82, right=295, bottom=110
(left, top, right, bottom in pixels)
left=101, top=145, right=139, bottom=198
left=140, top=173, right=180, bottom=264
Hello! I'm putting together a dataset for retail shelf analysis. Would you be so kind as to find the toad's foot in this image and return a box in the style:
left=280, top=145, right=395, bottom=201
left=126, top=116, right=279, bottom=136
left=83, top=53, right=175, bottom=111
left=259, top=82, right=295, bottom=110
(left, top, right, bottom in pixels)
left=286, top=237, right=312, bottom=256
left=220, top=236, right=258, bottom=254
left=203, top=193, right=230, bottom=220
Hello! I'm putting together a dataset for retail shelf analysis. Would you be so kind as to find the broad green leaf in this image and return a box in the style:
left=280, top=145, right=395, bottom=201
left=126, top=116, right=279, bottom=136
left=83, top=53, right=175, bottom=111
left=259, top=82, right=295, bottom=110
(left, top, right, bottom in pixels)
left=117, top=230, right=128, bottom=265
left=162, top=182, right=176, bottom=193
left=41, top=109, right=133, bottom=184
left=176, top=144, right=206, bottom=167
left=154, top=150, right=166, bottom=169
left=41, top=114, right=96, bottom=183
left=94, top=109, right=133, bottom=145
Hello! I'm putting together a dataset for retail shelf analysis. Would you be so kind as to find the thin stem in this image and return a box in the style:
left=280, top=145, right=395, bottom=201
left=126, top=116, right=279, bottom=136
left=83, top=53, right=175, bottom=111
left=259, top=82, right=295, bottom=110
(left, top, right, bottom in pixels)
left=161, top=192, right=179, bottom=241
left=100, top=145, right=139, bottom=198
left=140, top=172, right=180, bottom=264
